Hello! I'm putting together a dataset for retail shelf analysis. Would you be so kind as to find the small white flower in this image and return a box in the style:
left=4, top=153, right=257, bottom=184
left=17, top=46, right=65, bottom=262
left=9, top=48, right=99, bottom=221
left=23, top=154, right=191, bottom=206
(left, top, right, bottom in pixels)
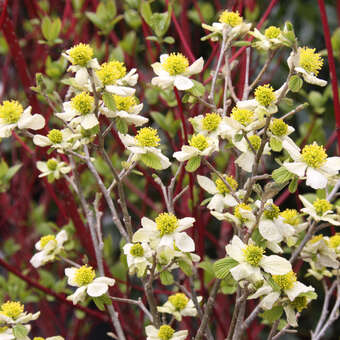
left=123, top=242, right=153, bottom=277
left=65, top=265, right=115, bottom=305
left=145, top=325, right=187, bottom=340
left=36, top=158, right=71, bottom=181
left=189, top=113, right=229, bottom=138
left=30, top=230, right=68, bottom=268
left=250, top=26, right=288, bottom=51
left=0, top=301, right=39, bottom=326
left=133, top=213, right=195, bottom=253
left=151, top=53, right=204, bottom=91
left=157, top=293, right=202, bottom=321
left=0, top=101, right=45, bottom=138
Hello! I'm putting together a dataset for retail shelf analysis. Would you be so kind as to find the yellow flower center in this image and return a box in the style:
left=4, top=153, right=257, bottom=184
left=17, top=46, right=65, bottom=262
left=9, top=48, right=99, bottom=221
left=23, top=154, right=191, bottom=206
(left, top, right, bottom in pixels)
left=0, top=301, right=24, bottom=319
left=168, top=293, right=189, bottom=310
left=135, top=127, right=160, bottom=147
left=313, top=199, right=333, bottom=216
left=219, top=10, right=243, bottom=27
left=158, top=325, right=175, bottom=340
left=280, top=209, right=301, bottom=226
left=264, top=26, right=281, bottom=39
left=68, top=43, right=93, bottom=67
left=255, top=84, right=275, bottom=107
left=270, top=119, right=288, bottom=137
left=329, top=234, right=340, bottom=249
left=74, top=265, right=95, bottom=286
left=215, top=175, right=238, bottom=194
left=301, top=143, right=327, bottom=168
left=247, top=135, right=261, bottom=152
left=272, top=271, right=297, bottom=290
left=47, top=129, right=63, bottom=144
left=113, top=95, right=137, bottom=112
left=263, top=203, right=280, bottom=220
left=33, top=338, right=45, bottom=340
left=47, top=159, right=58, bottom=171
left=0, top=327, right=9, bottom=333
left=156, top=213, right=178, bottom=236
left=130, top=243, right=144, bottom=257
left=71, top=92, right=94, bottom=115
left=202, top=113, right=221, bottom=132
left=234, top=203, right=252, bottom=222
left=243, top=244, right=264, bottom=266
left=231, top=107, right=254, bottom=126
left=0, top=100, right=23, bottom=124
left=189, top=134, right=209, bottom=151
left=291, top=296, right=308, bottom=312
left=40, top=235, right=56, bottom=248
left=96, top=60, right=127, bottom=86
left=162, top=53, right=189, bottom=76
left=299, top=47, right=323, bottom=75
left=308, top=234, right=323, bottom=245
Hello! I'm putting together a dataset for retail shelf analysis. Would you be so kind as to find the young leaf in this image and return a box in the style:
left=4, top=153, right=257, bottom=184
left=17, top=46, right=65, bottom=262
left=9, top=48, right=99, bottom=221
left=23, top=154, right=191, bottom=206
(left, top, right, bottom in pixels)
left=160, top=270, right=174, bottom=285
left=269, top=136, right=283, bottom=152
left=272, top=166, right=293, bottom=184
left=261, top=305, right=283, bottom=323
left=13, top=325, right=29, bottom=339
left=140, top=153, right=162, bottom=170
left=185, top=156, right=201, bottom=172
left=288, top=176, right=298, bottom=193
left=177, top=259, right=193, bottom=276
left=102, top=92, right=116, bottom=111
left=115, top=118, right=128, bottom=134
left=213, top=257, right=238, bottom=279
left=93, top=296, right=106, bottom=311
left=288, top=75, right=303, bottom=93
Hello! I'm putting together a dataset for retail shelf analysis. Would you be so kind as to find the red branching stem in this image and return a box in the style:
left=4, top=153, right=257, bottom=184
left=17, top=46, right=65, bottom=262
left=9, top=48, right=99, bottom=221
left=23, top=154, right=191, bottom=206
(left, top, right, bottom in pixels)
left=0, top=0, right=8, bottom=29
left=318, top=0, right=340, bottom=151
left=174, top=87, right=189, bottom=143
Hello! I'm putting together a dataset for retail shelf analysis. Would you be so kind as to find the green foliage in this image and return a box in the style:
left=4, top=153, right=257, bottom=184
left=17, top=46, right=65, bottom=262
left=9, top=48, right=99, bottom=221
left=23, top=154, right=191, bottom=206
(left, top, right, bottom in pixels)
left=140, top=152, right=163, bottom=170
left=0, top=159, right=21, bottom=193
left=288, top=75, right=303, bottom=93
left=150, top=111, right=180, bottom=137
left=261, top=306, right=283, bottom=323
left=160, top=270, right=174, bottom=285
left=40, top=17, right=62, bottom=46
left=213, top=257, right=238, bottom=279
left=185, top=156, right=201, bottom=173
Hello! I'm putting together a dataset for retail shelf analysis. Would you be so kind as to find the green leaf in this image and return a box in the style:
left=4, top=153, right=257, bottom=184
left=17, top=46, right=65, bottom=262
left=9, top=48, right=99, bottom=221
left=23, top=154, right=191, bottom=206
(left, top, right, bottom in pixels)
left=213, top=257, right=238, bottom=279
left=232, top=41, right=251, bottom=47
left=13, top=324, right=29, bottom=339
left=288, top=75, right=303, bottom=93
left=220, top=275, right=237, bottom=294
left=50, top=18, right=61, bottom=41
left=115, top=118, right=128, bottom=134
left=185, top=156, right=201, bottom=172
left=140, top=1, right=153, bottom=26
left=261, top=305, right=283, bottom=323
left=93, top=296, right=106, bottom=311
left=140, top=152, right=162, bottom=170
left=86, top=12, right=103, bottom=29
left=188, top=80, right=205, bottom=97
left=150, top=6, right=172, bottom=38
left=300, top=291, right=317, bottom=300
left=163, top=36, right=175, bottom=44
left=41, top=17, right=52, bottom=41
left=308, top=91, right=325, bottom=108
left=177, top=259, right=193, bottom=276
left=272, top=166, right=293, bottom=184
left=269, top=136, right=283, bottom=152
left=4, top=163, right=22, bottom=182
left=160, top=270, right=174, bottom=285
left=288, top=176, right=298, bottom=193
left=102, top=92, right=116, bottom=111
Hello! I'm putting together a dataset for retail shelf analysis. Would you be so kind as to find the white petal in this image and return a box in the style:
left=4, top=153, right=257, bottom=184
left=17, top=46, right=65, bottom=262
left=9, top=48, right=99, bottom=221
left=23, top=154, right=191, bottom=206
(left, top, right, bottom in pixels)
left=18, top=113, right=45, bottom=130
left=259, top=220, right=282, bottom=242
left=260, top=255, right=292, bottom=275
left=67, top=286, right=87, bottom=304
left=284, top=305, right=298, bottom=327
left=177, top=217, right=195, bottom=231
left=235, top=152, right=255, bottom=173
left=283, top=161, right=306, bottom=177
left=0, top=123, right=16, bottom=137
left=87, top=282, right=109, bottom=297
left=186, top=57, right=204, bottom=75
left=260, top=292, right=280, bottom=310
left=174, top=75, right=194, bottom=90
left=197, top=175, right=218, bottom=194
left=306, top=167, right=327, bottom=189
left=323, top=157, right=340, bottom=171
left=33, top=135, right=51, bottom=147
left=105, top=85, right=135, bottom=97
left=174, top=232, right=195, bottom=252
left=285, top=281, right=314, bottom=301
left=80, top=114, right=99, bottom=129
left=225, top=236, right=245, bottom=262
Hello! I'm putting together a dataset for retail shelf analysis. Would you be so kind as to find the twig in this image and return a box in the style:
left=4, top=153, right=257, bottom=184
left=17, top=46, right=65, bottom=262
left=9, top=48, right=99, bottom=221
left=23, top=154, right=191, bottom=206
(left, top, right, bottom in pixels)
left=224, top=50, right=239, bottom=105
left=242, top=47, right=251, bottom=100
left=241, top=304, right=262, bottom=331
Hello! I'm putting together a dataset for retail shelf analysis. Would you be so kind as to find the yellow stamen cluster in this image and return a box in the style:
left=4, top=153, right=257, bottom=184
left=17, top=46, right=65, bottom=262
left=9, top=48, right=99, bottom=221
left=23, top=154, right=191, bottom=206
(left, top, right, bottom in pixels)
left=313, top=198, right=333, bottom=216
left=243, top=244, right=264, bottom=266
left=135, top=127, right=160, bottom=147
left=299, top=47, right=323, bottom=75
left=272, top=271, right=297, bottom=290
left=47, top=159, right=58, bottom=171
left=301, top=143, right=327, bottom=168
left=47, top=129, right=63, bottom=144
left=202, top=113, right=221, bottom=132
left=219, top=10, right=243, bottom=27
left=162, top=53, right=189, bottom=76
left=247, top=135, right=261, bottom=152
left=0, top=100, right=23, bottom=124
left=264, top=26, right=281, bottom=39
left=40, top=235, right=56, bottom=248
left=189, top=134, right=209, bottom=151
left=158, top=325, right=175, bottom=340
left=329, top=234, right=340, bottom=249
left=215, top=175, right=238, bottom=195
left=130, top=243, right=144, bottom=257
left=263, top=203, right=280, bottom=220
left=291, top=296, right=308, bottom=312
left=33, top=338, right=45, bottom=340
left=0, top=301, right=24, bottom=319
left=68, top=43, right=93, bottom=67
left=74, top=265, right=95, bottom=286
left=168, top=293, right=189, bottom=310
left=96, top=60, right=127, bottom=85
left=280, top=209, right=301, bottom=226
left=255, top=84, right=275, bottom=107
left=71, top=92, right=94, bottom=115
left=270, top=119, right=288, bottom=137
left=113, top=95, right=136, bottom=112
left=155, top=213, right=178, bottom=236
left=308, top=234, right=323, bottom=245
left=231, top=107, right=254, bottom=126
left=234, top=203, right=252, bottom=222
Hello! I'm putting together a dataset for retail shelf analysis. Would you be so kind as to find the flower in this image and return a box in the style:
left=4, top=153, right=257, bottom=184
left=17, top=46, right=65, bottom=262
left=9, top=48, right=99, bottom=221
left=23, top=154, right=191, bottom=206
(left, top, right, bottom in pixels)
left=145, top=325, right=187, bottom=340
left=197, top=174, right=239, bottom=212
left=123, top=242, right=153, bottom=277
left=0, top=301, right=40, bottom=326
left=225, top=236, right=292, bottom=283
left=65, top=265, right=115, bottom=304
left=99, top=95, right=148, bottom=127
left=287, top=47, right=327, bottom=87
left=118, top=128, right=171, bottom=170
left=36, top=158, right=71, bottom=182
left=133, top=213, right=195, bottom=252
left=151, top=53, right=204, bottom=91
left=30, top=230, right=68, bottom=268
left=189, top=113, right=229, bottom=138
left=173, top=134, right=219, bottom=162
left=0, top=101, right=45, bottom=138
left=157, top=293, right=202, bottom=321
left=283, top=142, right=340, bottom=189
left=250, top=26, right=288, bottom=51
left=55, top=92, right=99, bottom=130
